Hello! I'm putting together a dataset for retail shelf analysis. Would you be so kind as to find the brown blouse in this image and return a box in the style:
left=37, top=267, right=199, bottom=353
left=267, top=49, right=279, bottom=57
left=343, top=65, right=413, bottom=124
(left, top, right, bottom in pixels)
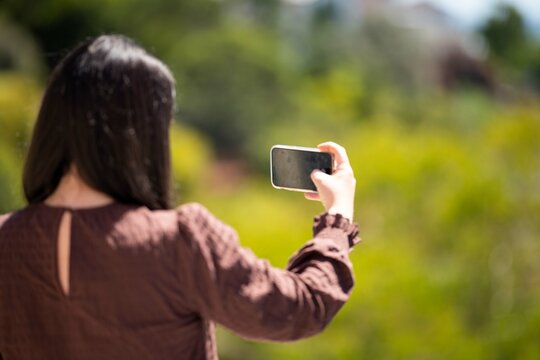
left=0, top=202, right=359, bottom=359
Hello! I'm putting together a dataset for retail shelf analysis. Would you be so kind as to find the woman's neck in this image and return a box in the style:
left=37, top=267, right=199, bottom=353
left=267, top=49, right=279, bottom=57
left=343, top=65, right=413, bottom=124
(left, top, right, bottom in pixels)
left=45, top=167, right=114, bottom=209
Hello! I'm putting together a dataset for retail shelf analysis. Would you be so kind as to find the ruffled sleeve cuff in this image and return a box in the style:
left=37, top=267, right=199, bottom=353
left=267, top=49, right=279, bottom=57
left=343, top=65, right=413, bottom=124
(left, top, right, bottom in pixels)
left=313, top=213, right=361, bottom=249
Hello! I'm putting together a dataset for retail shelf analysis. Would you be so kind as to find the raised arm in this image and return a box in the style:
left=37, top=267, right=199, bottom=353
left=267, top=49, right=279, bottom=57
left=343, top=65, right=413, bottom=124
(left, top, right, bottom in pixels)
left=176, top=204, right=359, bottom=341
left=175, top=142, right=359, bottom=341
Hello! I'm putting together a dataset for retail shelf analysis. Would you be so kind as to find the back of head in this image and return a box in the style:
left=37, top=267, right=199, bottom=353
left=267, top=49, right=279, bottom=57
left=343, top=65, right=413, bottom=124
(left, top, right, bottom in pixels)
left=24, top=35, right=176, bottom=210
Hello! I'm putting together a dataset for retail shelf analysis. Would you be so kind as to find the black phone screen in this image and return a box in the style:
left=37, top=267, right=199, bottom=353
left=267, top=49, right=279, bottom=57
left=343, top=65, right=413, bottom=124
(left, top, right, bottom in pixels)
left=271, top=147, right=333, bottom=192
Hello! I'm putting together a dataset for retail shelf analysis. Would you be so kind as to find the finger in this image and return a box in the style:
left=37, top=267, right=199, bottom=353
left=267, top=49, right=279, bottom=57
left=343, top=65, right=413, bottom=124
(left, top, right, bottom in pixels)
left=317, top=141, right=351, bottom=168
left=304, top=192, right=320, bottom=201
left=311, top=169, right=332, bottom=188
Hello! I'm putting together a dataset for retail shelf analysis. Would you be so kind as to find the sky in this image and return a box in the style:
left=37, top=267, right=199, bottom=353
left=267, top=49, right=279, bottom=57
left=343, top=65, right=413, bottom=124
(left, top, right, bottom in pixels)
left=397, top=0, right=540, bottom=32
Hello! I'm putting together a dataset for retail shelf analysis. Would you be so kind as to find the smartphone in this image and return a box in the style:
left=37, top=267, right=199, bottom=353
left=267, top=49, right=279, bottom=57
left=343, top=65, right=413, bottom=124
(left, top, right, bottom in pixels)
left=270, top=145, right=333, bottom=192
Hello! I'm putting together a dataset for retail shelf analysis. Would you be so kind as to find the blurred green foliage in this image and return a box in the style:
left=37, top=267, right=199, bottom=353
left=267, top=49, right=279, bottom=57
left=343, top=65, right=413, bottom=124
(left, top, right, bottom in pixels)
left=1, top=0, right=540, bottom=359
left=480, top=4, right=540, bottom=88
left=0, top=73, right=40, bottom=212
left=168, top=25, right=292, bottom=156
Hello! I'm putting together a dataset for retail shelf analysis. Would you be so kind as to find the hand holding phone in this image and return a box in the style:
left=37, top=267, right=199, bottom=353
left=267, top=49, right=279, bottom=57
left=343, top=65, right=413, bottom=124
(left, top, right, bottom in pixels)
left=270, top=142, right=355, bottom=221
left=304, top=142, right=356, bottom=221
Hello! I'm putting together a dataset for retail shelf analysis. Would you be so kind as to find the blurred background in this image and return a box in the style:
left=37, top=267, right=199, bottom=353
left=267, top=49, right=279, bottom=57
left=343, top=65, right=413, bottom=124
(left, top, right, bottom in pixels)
left=1, top=0, right=540, bottom=358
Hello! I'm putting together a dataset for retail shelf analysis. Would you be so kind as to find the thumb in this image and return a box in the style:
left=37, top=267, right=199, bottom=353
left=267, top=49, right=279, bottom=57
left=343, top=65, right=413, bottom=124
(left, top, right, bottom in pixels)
left=311, top=170, right=331, bottom=187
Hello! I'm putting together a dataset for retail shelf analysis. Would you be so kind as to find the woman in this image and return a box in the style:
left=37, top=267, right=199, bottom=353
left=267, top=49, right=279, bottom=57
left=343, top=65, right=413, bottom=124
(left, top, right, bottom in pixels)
left=0, top=35, right=359, bottom=359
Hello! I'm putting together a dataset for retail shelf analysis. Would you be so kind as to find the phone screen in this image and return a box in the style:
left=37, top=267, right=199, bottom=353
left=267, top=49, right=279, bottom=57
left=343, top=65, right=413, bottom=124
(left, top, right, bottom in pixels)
left=271, top=146, right=333, bottom=192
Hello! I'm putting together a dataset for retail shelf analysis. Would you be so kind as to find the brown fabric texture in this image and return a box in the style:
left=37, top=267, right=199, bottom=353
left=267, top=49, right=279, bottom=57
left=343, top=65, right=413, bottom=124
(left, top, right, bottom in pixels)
left=0, top=202, right=359, bottom=359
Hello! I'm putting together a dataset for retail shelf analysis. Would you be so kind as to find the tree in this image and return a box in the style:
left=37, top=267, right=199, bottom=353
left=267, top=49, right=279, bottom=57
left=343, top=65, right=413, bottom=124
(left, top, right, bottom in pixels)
left=479, top=4, right=533, bottom=72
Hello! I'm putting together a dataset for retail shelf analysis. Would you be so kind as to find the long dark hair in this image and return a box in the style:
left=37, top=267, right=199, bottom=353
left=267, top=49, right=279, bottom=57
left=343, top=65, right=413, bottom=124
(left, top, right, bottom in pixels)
left=23, top=35, right=175, bottom=210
